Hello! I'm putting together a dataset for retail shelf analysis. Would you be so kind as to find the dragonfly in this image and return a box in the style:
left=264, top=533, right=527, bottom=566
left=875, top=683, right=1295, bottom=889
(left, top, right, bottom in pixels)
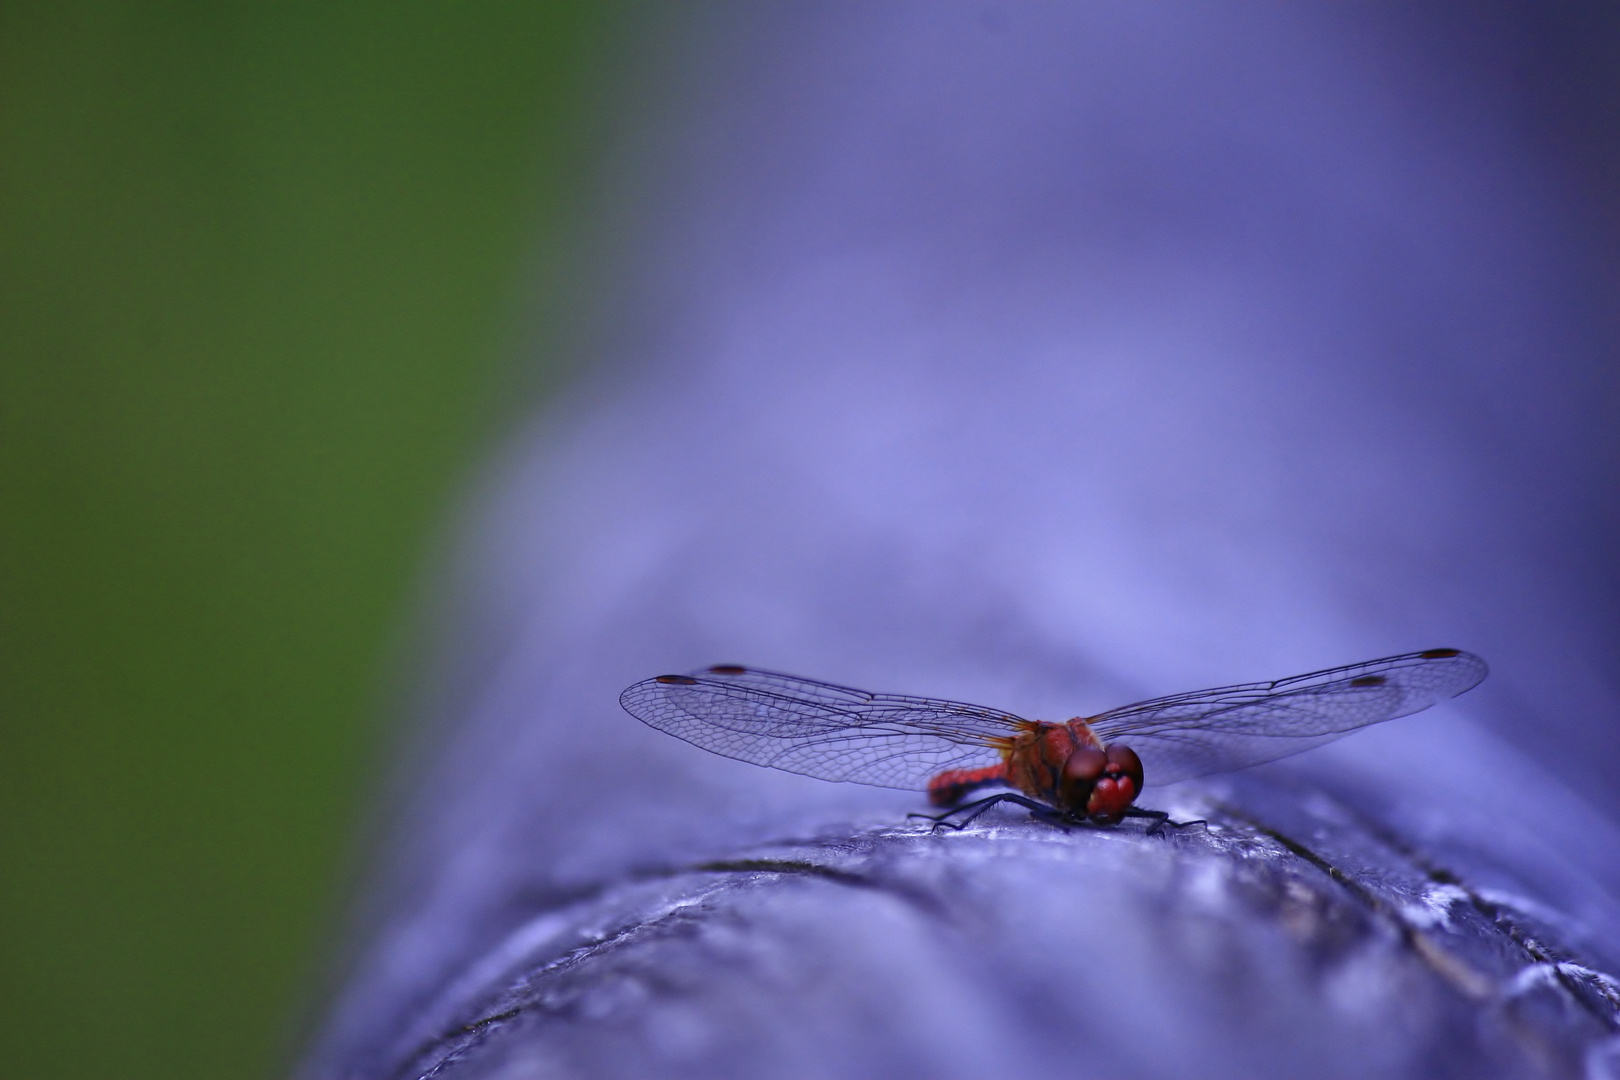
left=619, top=648, right=1488, bottom=833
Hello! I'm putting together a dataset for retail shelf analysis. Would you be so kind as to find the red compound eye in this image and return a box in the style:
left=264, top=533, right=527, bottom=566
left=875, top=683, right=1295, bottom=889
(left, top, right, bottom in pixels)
left=1106, top=744, right=1144, bottom=797
left=1085, top=744, right=1144, bottom=823
left=1059, top=746, right=1107, bottom=812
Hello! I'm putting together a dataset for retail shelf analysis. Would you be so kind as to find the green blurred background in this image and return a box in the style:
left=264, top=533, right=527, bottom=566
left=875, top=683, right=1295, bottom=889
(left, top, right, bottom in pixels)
left=0, top=3, right=625, bottom=1077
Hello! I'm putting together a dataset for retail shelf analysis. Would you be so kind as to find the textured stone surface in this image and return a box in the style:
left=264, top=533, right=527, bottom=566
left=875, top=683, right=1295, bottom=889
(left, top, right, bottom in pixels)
left=345, top=771, right=1620, bottom=1080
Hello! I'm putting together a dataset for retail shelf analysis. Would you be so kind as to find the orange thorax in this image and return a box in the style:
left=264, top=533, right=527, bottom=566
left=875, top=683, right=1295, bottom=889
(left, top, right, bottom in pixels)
left=1005, top=720, right=1144, bottom=823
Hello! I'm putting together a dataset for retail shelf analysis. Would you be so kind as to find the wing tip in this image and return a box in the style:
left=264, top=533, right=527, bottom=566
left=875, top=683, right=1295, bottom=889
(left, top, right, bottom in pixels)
left=1416, top=647, right=1489, bottom=696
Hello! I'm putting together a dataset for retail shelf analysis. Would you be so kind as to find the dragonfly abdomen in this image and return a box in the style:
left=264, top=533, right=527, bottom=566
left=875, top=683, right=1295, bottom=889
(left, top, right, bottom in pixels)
left=927, top=764, right=1008, bottom=807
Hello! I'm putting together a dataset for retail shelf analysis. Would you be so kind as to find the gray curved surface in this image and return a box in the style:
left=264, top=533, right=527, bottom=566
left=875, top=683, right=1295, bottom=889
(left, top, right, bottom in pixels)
left=300, top=5, right=1620, bottom=1078
left=371, top=806, right=1620, bottom=1080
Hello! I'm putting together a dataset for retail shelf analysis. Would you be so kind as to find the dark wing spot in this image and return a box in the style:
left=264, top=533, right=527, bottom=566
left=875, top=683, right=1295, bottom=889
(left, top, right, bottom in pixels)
left=655, top=675, right=699, bottom=685
left=1349, top=675, right=1387, bottom=687
left=1419, top=648, right=1461, bottom=659
left=707, top=665, right=748, bottom=675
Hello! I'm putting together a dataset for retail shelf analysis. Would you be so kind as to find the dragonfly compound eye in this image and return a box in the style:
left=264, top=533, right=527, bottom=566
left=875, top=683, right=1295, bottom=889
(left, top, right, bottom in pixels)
left=1106, top=744, right=1144, bottom=795
left=1084, top=744, right=1144, bottom=823
left=1059, top=746, right=1108, bottom=810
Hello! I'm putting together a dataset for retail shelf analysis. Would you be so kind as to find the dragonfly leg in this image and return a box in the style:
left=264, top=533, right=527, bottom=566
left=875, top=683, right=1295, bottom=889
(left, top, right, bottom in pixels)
left=1122, top=806, right=1207, bottom=837
left=909, top=793, right=1069, bottom=832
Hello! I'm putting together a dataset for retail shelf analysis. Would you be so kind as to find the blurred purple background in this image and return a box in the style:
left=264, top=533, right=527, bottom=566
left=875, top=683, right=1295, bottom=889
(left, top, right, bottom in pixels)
left=306, top=5, right=1620, bottom=1076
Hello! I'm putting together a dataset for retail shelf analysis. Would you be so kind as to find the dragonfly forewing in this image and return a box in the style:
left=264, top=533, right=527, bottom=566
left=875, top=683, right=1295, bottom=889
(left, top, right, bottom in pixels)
left=619, top=666, right=1025, bottom=789
left=1087, top=649, right=1488, bottom=783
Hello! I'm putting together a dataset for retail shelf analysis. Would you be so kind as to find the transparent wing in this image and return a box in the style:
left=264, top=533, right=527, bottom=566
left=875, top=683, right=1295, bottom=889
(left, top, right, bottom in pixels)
left=619, top=665, right=1025, bottom=789
left=1089, top=649, right=1488, bottom=784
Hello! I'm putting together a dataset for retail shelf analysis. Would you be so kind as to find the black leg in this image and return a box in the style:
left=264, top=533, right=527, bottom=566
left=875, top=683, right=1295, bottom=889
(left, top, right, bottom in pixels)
left=1123, top=806, right=1207, bottom=837
left=909, top=793, right=1073, bottom=832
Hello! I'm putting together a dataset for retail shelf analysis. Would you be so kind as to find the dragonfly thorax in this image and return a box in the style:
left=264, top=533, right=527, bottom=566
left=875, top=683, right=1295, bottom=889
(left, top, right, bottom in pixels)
left=1005, top=721, right=1145, bottom=823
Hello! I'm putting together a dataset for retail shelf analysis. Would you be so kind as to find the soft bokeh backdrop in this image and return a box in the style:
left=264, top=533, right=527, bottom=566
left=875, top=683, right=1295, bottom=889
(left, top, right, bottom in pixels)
left=0, top=4, right=625, bottom=1078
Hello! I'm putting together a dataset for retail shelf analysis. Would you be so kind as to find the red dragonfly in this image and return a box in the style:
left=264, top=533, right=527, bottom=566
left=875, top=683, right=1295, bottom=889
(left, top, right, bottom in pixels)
left=619, top=648, right=1487, bottom=833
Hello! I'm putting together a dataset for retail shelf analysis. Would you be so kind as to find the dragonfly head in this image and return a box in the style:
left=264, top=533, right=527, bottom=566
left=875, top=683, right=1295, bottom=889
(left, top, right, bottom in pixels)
left=1060, top=743, right=1144, bottom=824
